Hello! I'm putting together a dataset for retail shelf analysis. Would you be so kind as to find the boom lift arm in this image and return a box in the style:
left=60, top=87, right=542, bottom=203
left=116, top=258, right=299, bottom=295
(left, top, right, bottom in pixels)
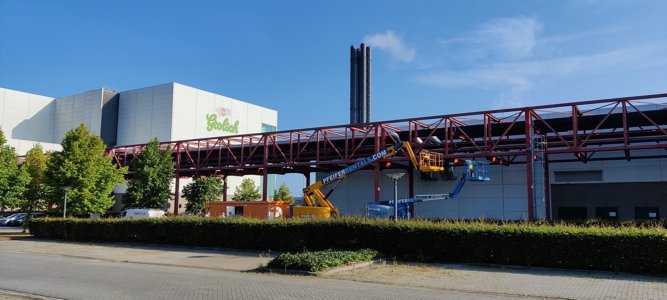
left=294, top=140, right=443, bottom=218
left=367, top=160, right=490, bottom=219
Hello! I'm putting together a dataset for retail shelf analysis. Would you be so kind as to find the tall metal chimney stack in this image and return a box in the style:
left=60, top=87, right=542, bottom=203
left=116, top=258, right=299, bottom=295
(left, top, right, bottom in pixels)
left=350, top=44, right=371, bottom=124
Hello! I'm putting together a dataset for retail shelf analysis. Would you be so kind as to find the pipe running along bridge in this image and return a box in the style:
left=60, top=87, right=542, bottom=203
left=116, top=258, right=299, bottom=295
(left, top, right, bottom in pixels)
left=106, top=93, right=667, bottom=220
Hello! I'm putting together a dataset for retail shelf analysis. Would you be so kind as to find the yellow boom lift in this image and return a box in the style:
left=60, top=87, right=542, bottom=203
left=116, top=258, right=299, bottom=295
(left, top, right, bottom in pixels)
left=291, top=140, right=443, bottom=218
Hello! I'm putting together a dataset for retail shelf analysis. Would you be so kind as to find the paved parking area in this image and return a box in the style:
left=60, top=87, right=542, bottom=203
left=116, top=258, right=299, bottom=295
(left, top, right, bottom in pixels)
left=326, top=262, right=667, bottom=299
left=0, top=238, right=665, bottom=299
left=0, top=238, right=271, bottom=271
left=0, top=251, right=510, bottom=300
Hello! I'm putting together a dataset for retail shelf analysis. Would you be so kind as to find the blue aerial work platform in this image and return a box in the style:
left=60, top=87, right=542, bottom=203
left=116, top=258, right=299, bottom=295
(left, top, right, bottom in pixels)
left=367, top=160, right=490, bottom=219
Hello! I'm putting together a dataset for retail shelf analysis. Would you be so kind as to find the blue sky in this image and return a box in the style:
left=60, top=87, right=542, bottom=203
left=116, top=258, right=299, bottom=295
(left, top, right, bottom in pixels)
left=2, top=0, right=666, bottom=193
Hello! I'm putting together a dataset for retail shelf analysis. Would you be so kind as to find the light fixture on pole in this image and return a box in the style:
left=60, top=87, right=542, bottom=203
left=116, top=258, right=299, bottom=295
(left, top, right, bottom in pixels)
left=386, top=173, right=405, bottom=222
left=61, top=186, right=71, bottom=218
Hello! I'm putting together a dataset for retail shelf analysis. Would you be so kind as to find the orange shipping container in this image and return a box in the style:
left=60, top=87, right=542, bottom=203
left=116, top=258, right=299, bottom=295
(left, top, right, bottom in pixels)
left=208, top=201, right=291, bottom=219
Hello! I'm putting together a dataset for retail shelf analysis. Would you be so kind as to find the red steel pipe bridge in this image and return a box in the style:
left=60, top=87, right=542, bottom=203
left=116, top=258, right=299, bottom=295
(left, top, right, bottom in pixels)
left=107, top=93, right=667, bottom=219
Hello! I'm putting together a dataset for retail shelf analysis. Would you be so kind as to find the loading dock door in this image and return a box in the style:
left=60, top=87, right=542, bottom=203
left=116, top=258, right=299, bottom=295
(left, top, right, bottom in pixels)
left=551, top=182, right=667, bottom=221
left=557, top=207, right=588, bottom=220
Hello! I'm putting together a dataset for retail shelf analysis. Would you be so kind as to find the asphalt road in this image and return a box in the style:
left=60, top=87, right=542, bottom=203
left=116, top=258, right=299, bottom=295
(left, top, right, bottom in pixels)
left=0, top=252, right=526, bottom=300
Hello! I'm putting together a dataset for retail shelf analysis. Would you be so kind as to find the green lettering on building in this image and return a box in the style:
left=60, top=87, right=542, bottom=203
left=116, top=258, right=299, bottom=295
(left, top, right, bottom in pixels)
left=206, top=113, right=240, bottom=134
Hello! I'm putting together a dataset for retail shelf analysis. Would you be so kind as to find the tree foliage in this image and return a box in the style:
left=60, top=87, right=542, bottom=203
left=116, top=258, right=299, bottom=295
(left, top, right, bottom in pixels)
left=273, top=183, right=294, bottom=204
left=232, top=178, right=261, bottom=201
left=123, top=138, right=174, bottom=209
left=45, top=124, right=127, bottom=216
left=183, top=177, right=224, bottom=215
left=0, top=128, right=30, bottom=211
left=0, top=127, right=6, bottom=145
left=22, top=144, right=51, bottom=212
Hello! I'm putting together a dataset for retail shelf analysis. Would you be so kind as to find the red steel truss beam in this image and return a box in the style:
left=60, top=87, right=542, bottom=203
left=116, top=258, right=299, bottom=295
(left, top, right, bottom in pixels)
left=109, top=93, right=667, bottom=175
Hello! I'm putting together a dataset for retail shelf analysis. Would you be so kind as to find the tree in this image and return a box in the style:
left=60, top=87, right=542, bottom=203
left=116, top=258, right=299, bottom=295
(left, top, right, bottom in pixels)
left=232, top=178, right=261, bottom=201
left=273, top=183, right=294, bottom=204
left=0, top=127, right=6, bottom=145
left=0, top=128, right=30, bottom=212
left=21, top=144, right=51, bottom=231
left=23, top=144, right=50, bottom=210
left=183, top=177, right=224, bottom=215
left=45, top=124, right=127, bottom=216
left=123, top=138, right=174, bottom=209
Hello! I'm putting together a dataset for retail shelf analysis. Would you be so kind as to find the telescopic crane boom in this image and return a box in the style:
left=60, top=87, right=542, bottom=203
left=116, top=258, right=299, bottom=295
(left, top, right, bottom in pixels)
left=292, top=140, right=443, bottom=218
left=367, top=160, right=491, bottom=219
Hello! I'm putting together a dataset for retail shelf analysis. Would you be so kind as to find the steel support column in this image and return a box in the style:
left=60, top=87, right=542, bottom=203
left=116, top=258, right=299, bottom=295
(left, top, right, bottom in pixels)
left=544, top=152, right=552, bottom=220
left=374, top=165, right=381, bottom=200
left=173, top=175, right=180, bottom=215
left=173, top=143, right=182, bottom=215
left=374, top=126, right=381, bottom=201
left=572, top=105, right=580, bottom=160
left=262, top=170, right=268, bottom=201
left=263, top=136, right=269, bottom=200
left=525, top=110, right=534, bottom=221
left=408, top=167, right=415, bottom=217
left=223, top=175, right=228, bottom=201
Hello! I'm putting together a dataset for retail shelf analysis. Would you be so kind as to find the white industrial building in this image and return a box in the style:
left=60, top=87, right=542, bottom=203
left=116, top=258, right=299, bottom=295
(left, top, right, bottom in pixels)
left=3, top=83, right=666, bottom=220
left=0, top=83, right=277, bottom=213
left=321, top=151, right=667, bottom=220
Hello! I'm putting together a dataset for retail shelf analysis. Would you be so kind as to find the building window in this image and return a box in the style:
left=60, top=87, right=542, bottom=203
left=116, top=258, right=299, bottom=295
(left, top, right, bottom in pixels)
left=558, top=207, right=588, bottom=220
left=261, top=123, right=276, bottom=133
left=635, top=207, right=659, bottom=220
left=554, top=170, right=602, bottom=183
left=595, top=207, right=618, bottom=220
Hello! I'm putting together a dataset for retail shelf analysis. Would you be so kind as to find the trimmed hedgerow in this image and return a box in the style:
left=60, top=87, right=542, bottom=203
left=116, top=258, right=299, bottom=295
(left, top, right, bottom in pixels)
left=267, top=249, right=378, bottom=272
left=28, top=217, right=667, bottom=274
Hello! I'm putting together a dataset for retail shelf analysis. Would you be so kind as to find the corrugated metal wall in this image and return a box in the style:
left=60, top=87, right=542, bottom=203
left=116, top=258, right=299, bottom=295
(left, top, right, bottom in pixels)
left=117, top=83, right=174, bottom=146
left=53, top=89, right=104, bottom=143
left=0, top=87, right=58, bottom=154
left=320, top=150, right=667, bottom=220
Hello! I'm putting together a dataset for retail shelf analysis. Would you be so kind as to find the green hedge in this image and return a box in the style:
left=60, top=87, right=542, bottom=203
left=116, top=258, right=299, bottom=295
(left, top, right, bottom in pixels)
left=267, top=249, right=378, bottom=272
left=29, top=217, right=667, bottom=274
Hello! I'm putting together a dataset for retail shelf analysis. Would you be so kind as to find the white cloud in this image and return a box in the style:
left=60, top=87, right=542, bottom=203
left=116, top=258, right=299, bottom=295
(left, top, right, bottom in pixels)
left=363, top=30, right=416, bottom=63
left=474, top=17, right=542, bottom=60
left=537, top=26, right=628, bottom=46
left=415, top=63, right=536, bottom=96
left=415, top=44, right=667, bottom=108
left=417, top=15, right=667, bottom=108
left=438, top=17, right=542, bottom=61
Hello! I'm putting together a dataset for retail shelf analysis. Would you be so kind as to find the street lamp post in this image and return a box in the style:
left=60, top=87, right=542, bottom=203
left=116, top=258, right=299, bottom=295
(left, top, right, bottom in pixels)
left=62, top=186, right=71, bottom=218
left=386, top=173, right=405, bottom=222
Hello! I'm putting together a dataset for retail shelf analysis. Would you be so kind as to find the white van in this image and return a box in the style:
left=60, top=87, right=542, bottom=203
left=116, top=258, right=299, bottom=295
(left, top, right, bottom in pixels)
left=120, top=209, right=165, bottom=219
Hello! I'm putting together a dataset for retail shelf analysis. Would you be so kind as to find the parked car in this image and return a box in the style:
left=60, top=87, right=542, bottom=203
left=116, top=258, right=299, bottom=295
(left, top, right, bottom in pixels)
left=120, top=209, right=165, bottom=219
left=0, top=212, right=17, bottom=218
left=10, top=213, right=47, bottom=226
left=0, top=213, right=27, bottom=226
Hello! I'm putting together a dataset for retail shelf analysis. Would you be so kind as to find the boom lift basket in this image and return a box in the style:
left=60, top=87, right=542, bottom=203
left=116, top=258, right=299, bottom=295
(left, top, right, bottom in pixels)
left=418, top=151, right=444, bottom=173
left=467, top=160, right=491, bottom=182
